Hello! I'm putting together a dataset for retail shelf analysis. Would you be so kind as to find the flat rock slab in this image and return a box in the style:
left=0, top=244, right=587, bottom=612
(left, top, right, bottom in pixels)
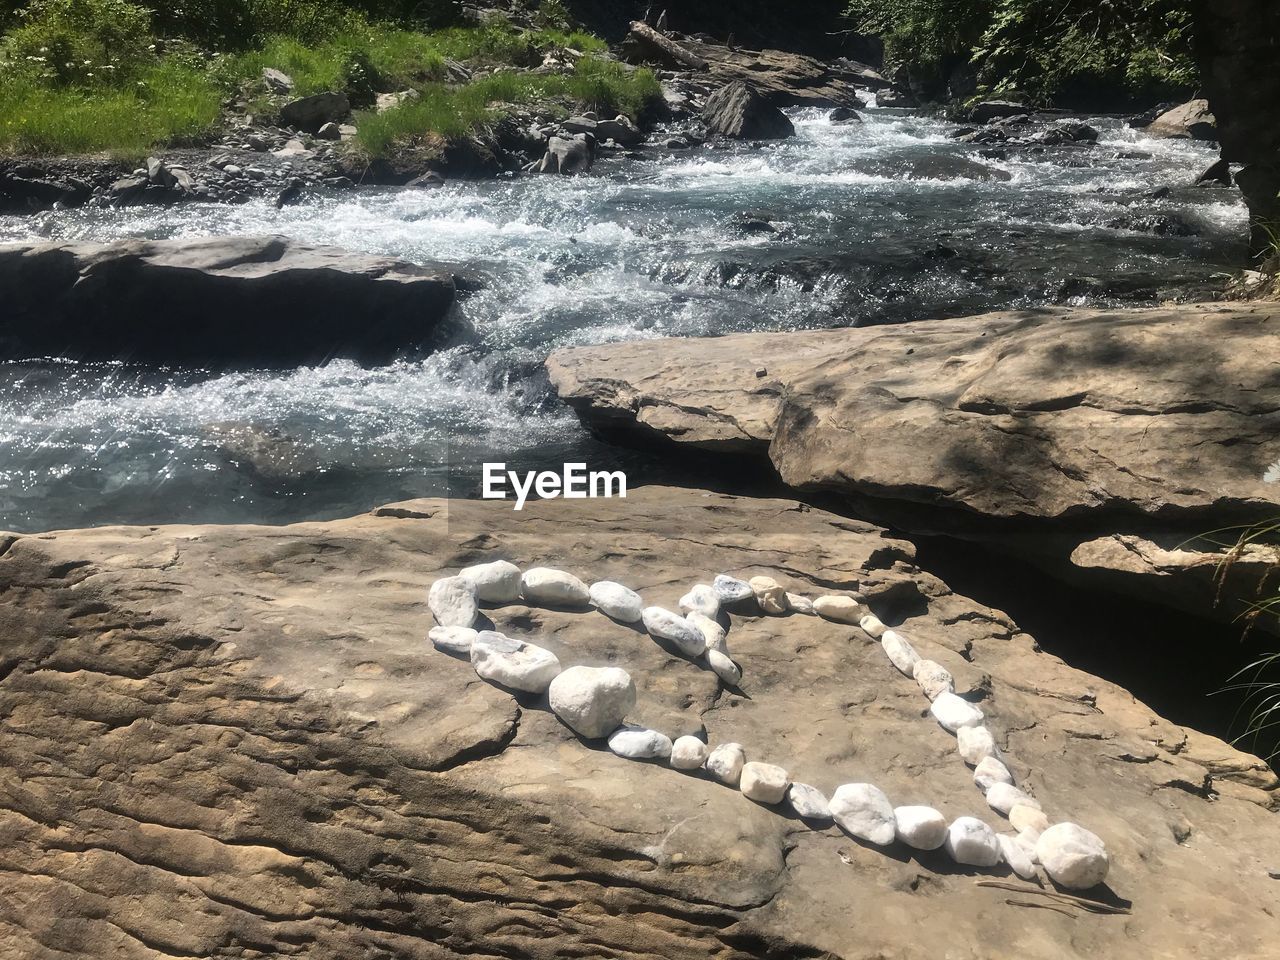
left=0, top=235, right=458, bottom=366
left=0, top=488, right=1276, bottom=958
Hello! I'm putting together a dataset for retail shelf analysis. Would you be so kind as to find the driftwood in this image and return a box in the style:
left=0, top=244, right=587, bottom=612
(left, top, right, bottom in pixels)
left=976, top=880, right=1132, bottom=916
left=627, top=20, right=708, bottom=71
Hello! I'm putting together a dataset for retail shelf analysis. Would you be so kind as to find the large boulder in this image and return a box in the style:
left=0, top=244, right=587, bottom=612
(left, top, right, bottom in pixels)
left=0, top=487, right=1275, bottom=958
left=0, top=235, right=458, bottom=366
left=1144, top=99, right=1218, bottom=141
left=536, top=136, right=594, bottom=174
left=702, top=81, right=795, bottom=139
left=280, top=91, right=351, bottom=132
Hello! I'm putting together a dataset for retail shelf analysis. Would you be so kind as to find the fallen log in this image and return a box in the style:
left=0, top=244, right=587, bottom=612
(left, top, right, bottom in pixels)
left=627, top=20, right=708, bottom=70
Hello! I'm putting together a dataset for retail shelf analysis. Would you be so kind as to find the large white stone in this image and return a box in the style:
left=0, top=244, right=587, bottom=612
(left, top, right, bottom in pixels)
left=880, top=630, right=921, bottom=675
left=893, top=806, right=948, bottom=850
left=813, top=595, right=863, bottom=623
left=1035, top=823, right=1110, bottom=890
left=913, top=659, right=955, bottom=700
left=679, top=584, right=720, bottom=618
left=521, top=567, right=591, bottom=607
left=607, top=725, right=672, bottom=760
left=740, top=762, right=789, bottom=804
left=589, top=580, right=644, bottom=622
left=787, top=783, right=832, bottom=820
left=829, top=783, right=896, bottom=846
left=470, top=631, right=561, bottom=693
left=705, top=743, right=746, bottom=786
left=642, top=606, right=706, bottom=657
left=999, top=833, right=1038, bottom=880
left=986, top=782, right=1041, bottom=816
left=428, top=576, right=478, bottom=628
left=686, top=611, right=727, bottom=654
left=1009, top=804, right=1049, bottom=835
left=712, top=574, right=754, bottom=604
left=859, top=613, right=887, bottom=638
left=670, top=735, right=709, bottom=770
left=548, top=666, right=636, bottom=739
left=459, top=559, right=521, bottom=603
left=749, top=576, right=788, bottom=614
left=957, top=725, right=1000, bottom=765
left=930, top=691, right=984, bottom=732
left=429, top=625, right=477, bottom=655
left=786, top=593, right=816, bottom=615
left=945, top=816, right=1001, bottom=867
left=974, top=756, right=1014, bottom=792
left=706, top=648, right=742, bottom=686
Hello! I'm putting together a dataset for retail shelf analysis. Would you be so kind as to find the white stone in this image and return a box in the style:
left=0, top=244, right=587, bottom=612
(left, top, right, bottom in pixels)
left=521, top=567, right=590, bottom=607
left=956, top=725, right=1000, bottom=765
left=1035, top=823, right=1110, bottom=890
left=459, top=559, right=521, bottom=603
left=642, top=606, right=706, bottom=657
left=829, top=783, right=896, bottom=846
left=986, top=782, right=1041, bottom=816
left=713, top=574, right=754, bottom=604
left=944, top=816, right=1001, bottom=867
left=786, top=593, right=816, bottom=615
left=429, top=625, right=477, bottom=655
left=893, top=806, right=948, bottom=850
left=705, top=742, right=746, bottom=786
left=787, top=783, right=832, bottom=820
left=1009, top=804, right=1050, bottom=835
left=607, top=724, right=672, bottom=760
left=670, top=735, right=709, bottom=770
left=930, top=691, right=984, bottom=732
left=749, top=576, right=788, bottom=614
left=813, top=595, right=863, bottom=623
left=470, top=631, right=561, bottom=693
left=428, top=575, right=478, bottom=628
left=880, top=630, right=921, bottom=675
left=548, top=665, right=636, bottom=739
left=913, top=659, right=955, bottom=700
left=999, top=833, right=1038, bottom=880
left=740, top=762, right=789, bottom=804
left=679, top=584, right=720, bottom=618
left=974, top=756, right=1014, bottom=792
left=686, top=611, right=727, bottom=653
left=589, top=580, right=644, bottom=622
left=706, top=648, right=742, bottom=686
left=859, top=613, right=887, bottom=638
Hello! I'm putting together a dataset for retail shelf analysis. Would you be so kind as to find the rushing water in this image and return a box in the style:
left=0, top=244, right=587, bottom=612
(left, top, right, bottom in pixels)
left=0, top=107, right=1247, bottom=531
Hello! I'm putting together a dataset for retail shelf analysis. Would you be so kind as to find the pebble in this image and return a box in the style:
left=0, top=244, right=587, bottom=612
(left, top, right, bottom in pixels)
left=1035, top=823, right=1110, bottom=890
left=998, top=833, right=1038, bottom=880
left=521, top=567, right=591, bottom=607
left=786, top=593, right=816, bottom=615
left=740, top=762, right=790, bottom=804
left=944, top=816, right=1001, bottom=867
left=1010, top=804, right=1050, bottom=835
left=929, top=691, right=984, bottom=732
left=956, top=725, right=1000, bottom=765
left=859, top=613, right=887, bottom=638
left=913, top=659, right=955, bottom=700
left=893, top=805, right=948, bottom=850
left=705, top=742, right=747, bottom=786
left=548, top=665, right=636, bottom=739
left=686, top=611, right=727, bottom=653
left=679, top=584, right=720, bottom=618
left=986, top=782, right=1041, bottom=816
left=829, top=783, right=896, bottom=846
left=813, top=595, right=863, bottom=623
left=713, top=574, right=754, bottom=604
left=470, top=631, right=562, bottom=693
left=428, top=625, right=477, bottom=655
left=607, top=724, right=673, bottom=760
left=670, top=735, right=709, bottom=770
left=460, top=559, right=522, bottom=603
left=642, top=606, right=707, bottom=657
left=749, top=575, right=789, bottom=614
left=787, top=782, right=832, bottom=820
left=973, top=756, right=1015, bottom=792
left=706, top=648, right=742, bottom=686
left=880, top=630, right=921, bottom=675
left=428, top=576, right=478, bottom=628
left=589, top=580, right=645, bottom=622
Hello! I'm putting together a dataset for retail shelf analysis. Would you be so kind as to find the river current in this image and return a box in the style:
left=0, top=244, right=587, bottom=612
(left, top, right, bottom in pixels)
left=0, top=106, right=1245, bottom=531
